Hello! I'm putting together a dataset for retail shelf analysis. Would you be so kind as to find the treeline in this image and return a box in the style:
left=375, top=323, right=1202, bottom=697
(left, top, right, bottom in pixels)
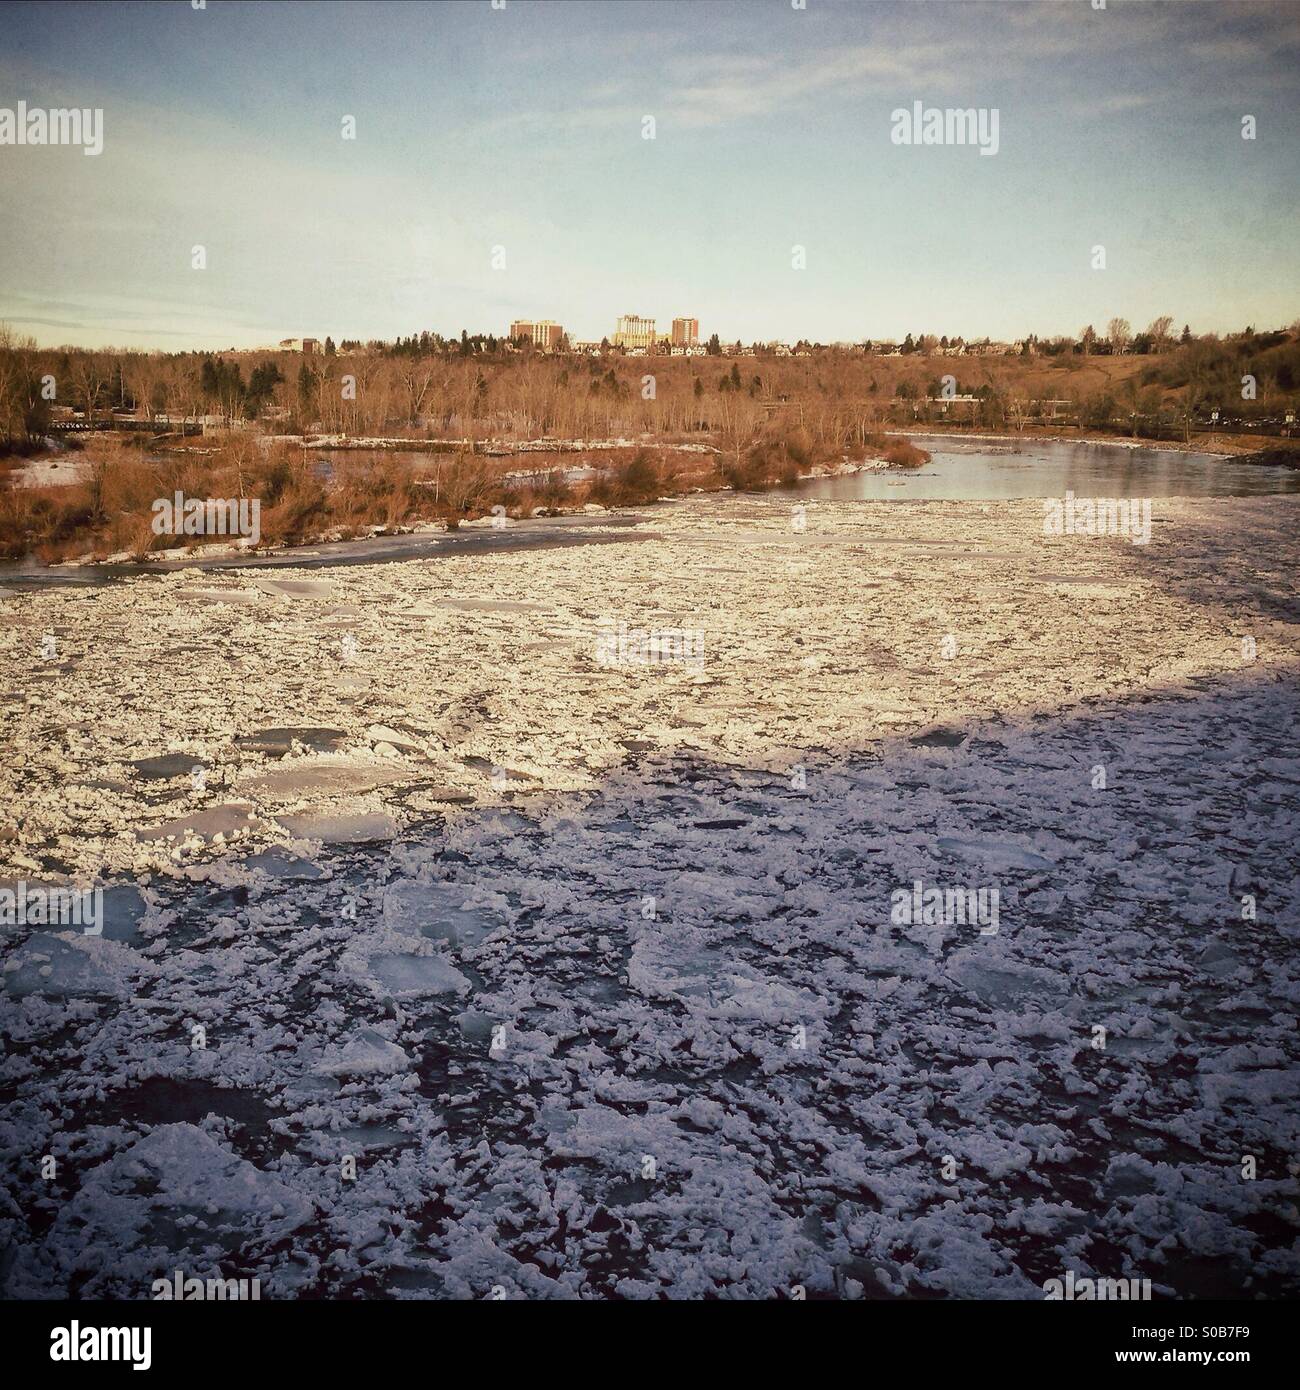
left=3, top=321, right=1298, bottom=457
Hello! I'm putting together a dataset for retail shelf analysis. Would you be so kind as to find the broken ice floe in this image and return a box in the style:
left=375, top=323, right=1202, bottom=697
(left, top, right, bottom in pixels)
left=314, top=1027, right=411, bottom=1077
left=275, top=811, right=398, bottom=844
left=2, top=931, right=148, bottom=998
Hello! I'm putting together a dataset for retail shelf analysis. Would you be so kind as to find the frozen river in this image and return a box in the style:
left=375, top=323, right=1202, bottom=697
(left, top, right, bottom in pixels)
left=2, top=487, right=1297, bottom=1299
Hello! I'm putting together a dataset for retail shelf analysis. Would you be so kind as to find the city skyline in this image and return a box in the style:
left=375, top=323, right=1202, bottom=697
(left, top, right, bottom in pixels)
left=1, top=0, right=1298, bottom=351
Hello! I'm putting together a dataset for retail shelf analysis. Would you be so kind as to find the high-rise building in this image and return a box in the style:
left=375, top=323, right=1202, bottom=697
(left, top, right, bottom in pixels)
left=671, top=317, right=699, bottom=347
left=614, top=314, right=656, bottom=350
left=510, top=319, right=564, bottom=350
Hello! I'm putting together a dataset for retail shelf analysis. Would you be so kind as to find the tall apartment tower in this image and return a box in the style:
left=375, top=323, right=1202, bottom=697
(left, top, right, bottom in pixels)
left=510, top=319, right=564, bottom=350
left=671, top=317, right=699, bottom=347
left=614, top=314, right=656, bottom=349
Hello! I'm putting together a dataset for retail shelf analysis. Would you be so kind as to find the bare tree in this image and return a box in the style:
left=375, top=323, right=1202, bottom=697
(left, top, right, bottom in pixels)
left=124, top=353, right=164, bottom=422
left=71, top=353, right=109, bottom=423
left=0, top=323, right=26, bottom=447
left=397, top=359, right=435, bottom=427
left=170, top=359, right=205, bottom=426
left=1107, top=318, right=1132, bottom=355
left=1146, top=315, right=1174, bottom=352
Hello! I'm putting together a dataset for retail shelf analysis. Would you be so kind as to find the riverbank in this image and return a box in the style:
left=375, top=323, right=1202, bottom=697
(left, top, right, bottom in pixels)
left=904, top=424, right=1296, bottom=458
left=0, top=429, right=928, bottom=566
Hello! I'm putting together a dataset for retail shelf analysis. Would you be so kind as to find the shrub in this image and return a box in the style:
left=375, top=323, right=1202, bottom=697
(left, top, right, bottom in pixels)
left=882, top=438, right=928, bottom=467
left=612, top=450, right=660, bottom=503
left=536, top=469, right=573, bottom=508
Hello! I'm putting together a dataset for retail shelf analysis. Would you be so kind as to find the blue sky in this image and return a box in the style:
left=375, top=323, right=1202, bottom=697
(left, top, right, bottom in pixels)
left=0, top=0, right=1297, bottom=349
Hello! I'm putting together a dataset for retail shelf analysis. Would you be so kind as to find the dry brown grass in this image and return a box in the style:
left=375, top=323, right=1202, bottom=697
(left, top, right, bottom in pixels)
left=1, top=427, right=934, bottom=561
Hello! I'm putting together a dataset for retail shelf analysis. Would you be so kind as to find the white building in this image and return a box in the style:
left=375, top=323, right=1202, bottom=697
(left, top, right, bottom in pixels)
left=614, top=315, right=656, bottom=350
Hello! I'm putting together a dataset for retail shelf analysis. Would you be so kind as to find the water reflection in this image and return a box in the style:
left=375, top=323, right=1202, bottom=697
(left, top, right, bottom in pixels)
left=790, top=436, right=1299, bottom=501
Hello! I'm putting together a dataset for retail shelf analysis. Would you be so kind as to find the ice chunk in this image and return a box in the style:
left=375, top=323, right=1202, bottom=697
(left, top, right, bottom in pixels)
left=936, top=835, right=1054, bottom=871
left=135, top=804, right=254, bottom=843
left=454, top=1009, right=501, bottom=1042
left=243, top=846, right=326, bottom=880
left=55, top=1123, right=312, bottom=1257
left=234, top=726, right=347, bottom=758
left=276, top=811, right=398, bottom=843
left=252, top=576, right=339, bottom=601
left=239, top=756, right=418, bottom=802
left=3, top=932, right=143, bottom=998
left=179, top=586, right=261, bottom=607
left=100, top=884, right=148, bottom=943
left=366, top=723, right=425, bottom=753
left=946, top=948, right=1065, bottom=1008
left=130, top=753, right=202, bottom=781
left=382, top=880, right=496, bottom=949
left=314, top=1027, right=411, bottom=1077
left=437, top=598, right=551, bottom=613
left=628, top=925, right=832, bottom=1021
left=368, top=952, right=470, bottom=998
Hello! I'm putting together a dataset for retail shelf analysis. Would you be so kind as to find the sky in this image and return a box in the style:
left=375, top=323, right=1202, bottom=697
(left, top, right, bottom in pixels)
left=0, top=0, right=1297, bottom=351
